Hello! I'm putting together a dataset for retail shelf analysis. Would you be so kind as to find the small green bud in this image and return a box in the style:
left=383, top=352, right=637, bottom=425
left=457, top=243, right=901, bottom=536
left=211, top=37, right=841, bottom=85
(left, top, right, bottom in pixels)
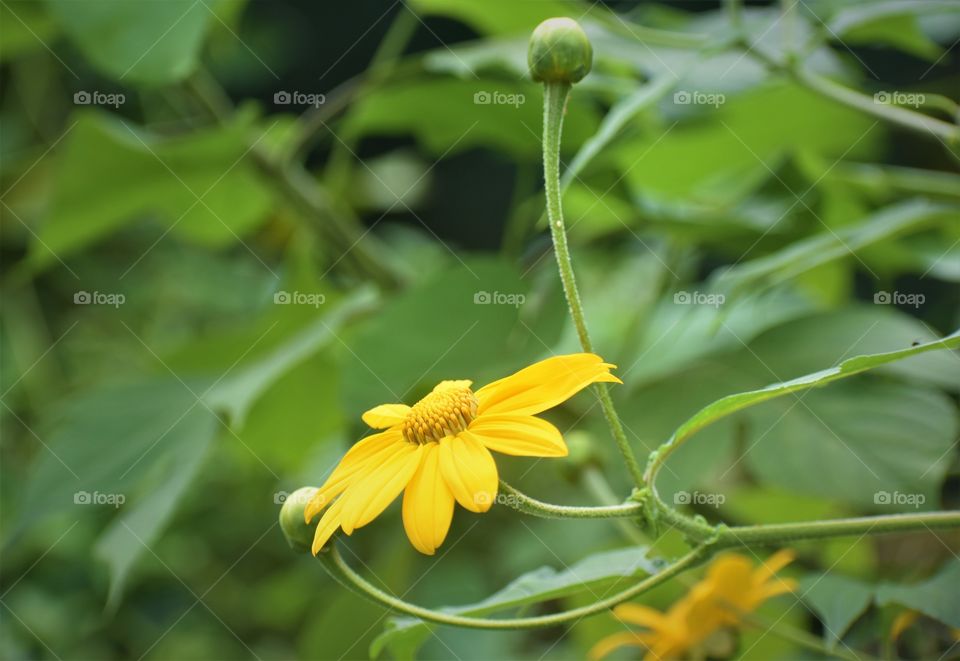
left=278, top=486, right=319, bottom=553
left=528, top=17, right=593, bottom=84
left=564, top=431, right=597, bottom=467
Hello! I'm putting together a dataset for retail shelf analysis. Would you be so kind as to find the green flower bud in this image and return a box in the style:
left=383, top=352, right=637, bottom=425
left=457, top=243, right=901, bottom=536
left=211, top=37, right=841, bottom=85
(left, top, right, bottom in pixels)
left=565, top=430, right=598, bottom=468
left=278, top=486, right=319, bottom=553
left=528, top=17, right=593, bottom=84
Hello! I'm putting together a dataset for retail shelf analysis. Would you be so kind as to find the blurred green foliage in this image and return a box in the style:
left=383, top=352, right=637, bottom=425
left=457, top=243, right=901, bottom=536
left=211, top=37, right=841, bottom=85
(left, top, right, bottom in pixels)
left=1, top=0, right=959, bottom=659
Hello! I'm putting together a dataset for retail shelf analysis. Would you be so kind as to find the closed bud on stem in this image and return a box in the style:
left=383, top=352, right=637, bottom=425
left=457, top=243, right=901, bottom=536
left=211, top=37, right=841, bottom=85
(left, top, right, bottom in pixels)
left=528, top=17, right=593, bottom=84
left=279, top=486, right=319, bottom=553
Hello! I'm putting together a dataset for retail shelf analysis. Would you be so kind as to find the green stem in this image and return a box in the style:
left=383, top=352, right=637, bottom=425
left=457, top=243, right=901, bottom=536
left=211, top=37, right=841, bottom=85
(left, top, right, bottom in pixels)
left=794, top=66, right=959, bottom=143
left=319, top=542, right=708, bottom=630
left=715, top=510, right=960, bottom=547
left=743, top=46, right=959, bottom=144
left=498, top=480, right=644, bottom=520
left=541, top=80, right=646, bottom=488
left=499, top=481, right=960, bottom=547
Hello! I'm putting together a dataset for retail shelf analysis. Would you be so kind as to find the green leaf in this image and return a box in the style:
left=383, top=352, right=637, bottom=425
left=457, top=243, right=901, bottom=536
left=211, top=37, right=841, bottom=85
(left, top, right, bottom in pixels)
left=664, top=330, right=959, bottom=444
left=622, top=287, right=817, bottom=388
left=204, top=288, right=378, bottom=428
left=30, top=111, right=274, bottom=270
left=829, top=1, right=956, bottom=61
left=876, top=560, right=960, bottom=628
left=341, top=258, right=565, bottom=416
left=715, top=200, right=958, bottom=295
left=44, top=0, right=219, bottom=84
left=746, top=307, right=960, bottom=391
left=620, top=355, right=757, bottom=500
left=370, top=546, right=661, bottom=659
left=0, top=2, right=59, bottom=61
left=342, top=79, right=599, bottom=159
left=800, top=573, right=874, bottom=648
left=667, top=331, right=960, bottom=506
left=94, top=420, right=214, bottom=609
left=13, top=380, right=218, bottom=528
left=11, top=379, right=219, bottom=603
left=614, top=82, right=878, bottom=208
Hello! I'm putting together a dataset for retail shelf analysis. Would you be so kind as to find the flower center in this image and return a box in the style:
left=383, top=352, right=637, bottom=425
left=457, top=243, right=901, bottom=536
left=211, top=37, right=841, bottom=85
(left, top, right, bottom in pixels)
left=402, top=381, right=478, bottom=444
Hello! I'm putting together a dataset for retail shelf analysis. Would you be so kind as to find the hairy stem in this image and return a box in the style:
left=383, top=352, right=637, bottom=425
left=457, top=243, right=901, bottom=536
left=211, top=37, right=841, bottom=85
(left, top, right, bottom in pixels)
left=498, top=480, right=644, bottom=520
left=500, top=482, right=960, bottom=547
left=319, top=542, right=708, bottom=630
left=541, top=81, right=646, bottom=487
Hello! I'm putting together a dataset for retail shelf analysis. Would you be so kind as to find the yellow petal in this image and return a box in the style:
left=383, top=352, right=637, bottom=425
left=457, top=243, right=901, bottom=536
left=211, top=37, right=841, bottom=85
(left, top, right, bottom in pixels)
left=468, top=414, right=568, bottom=457
left=757, top=577, right=798, bottom=602
left=475, top=353, right=620, bottom=416
left=305, top=430, right=405, bottom=522
left=613, top=603, right=670, bottom=630
left=402, top=444, right=455, bottom=555
left=753, top=549, right=795, bottom=584
left=890, top=610, right=919, bottom=640
left=311, top=496, right=346, bottom=555
left=339, top=443, right=423, bottom=535
left=438, top=433, right=499, bottom=512
left=588, top=632, right=647, bottom=661
left=361, top=403, right=411, bottom=429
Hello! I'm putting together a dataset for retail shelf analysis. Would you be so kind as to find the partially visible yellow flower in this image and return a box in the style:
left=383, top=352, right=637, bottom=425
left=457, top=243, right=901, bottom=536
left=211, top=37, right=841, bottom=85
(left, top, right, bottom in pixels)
left=588, top=587, right=720, bottom=661
left=305, top=353, right=620, bottom=556
left=890, top=609, right=960, bottom=643
left=589, top=551, right=796, bottom=661
left=890, top=610, right=920, bottom=641
left=706, top=549, right=797, bottom=624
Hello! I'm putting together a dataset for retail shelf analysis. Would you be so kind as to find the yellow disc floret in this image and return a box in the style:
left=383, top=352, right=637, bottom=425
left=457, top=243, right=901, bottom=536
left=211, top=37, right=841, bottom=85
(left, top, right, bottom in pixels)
left=402, top=380, right=478, bottom=444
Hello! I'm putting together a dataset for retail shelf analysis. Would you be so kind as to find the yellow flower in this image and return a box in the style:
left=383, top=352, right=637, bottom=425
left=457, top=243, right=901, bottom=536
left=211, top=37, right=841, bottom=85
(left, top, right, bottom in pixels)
left=706, top=549, right=797, bottom=624
left=589, top=551, right=795, bottom=661
left=305, top=353, right=620, bottom=555
left=588, top=589, right=720, bottom=661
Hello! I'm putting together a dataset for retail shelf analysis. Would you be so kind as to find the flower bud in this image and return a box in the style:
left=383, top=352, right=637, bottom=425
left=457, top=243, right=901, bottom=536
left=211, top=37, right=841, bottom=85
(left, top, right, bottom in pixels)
left=279, top=486, right=319, bottom=553
left=528, top=17, right=593, bottom=84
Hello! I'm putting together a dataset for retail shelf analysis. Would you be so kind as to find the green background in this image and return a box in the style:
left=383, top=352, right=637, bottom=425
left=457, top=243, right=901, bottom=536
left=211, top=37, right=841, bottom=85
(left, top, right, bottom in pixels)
left=2, top=0, right=959, bottom=659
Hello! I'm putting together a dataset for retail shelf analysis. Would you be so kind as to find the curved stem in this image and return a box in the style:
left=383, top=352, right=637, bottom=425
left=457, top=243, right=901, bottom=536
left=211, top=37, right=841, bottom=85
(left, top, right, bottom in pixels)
left=319, top=542, right=709, bottom=630
left=742, top=45, right=959, bottom=144
left=717, top=510, right=960, bottom=547
left=541, top=80, right=646, bottom=488
left=498, top=480, right=644, bottom=520
left=794, top=66, right=959, bottom=143
left=502, top=482, right=960, bottom=549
